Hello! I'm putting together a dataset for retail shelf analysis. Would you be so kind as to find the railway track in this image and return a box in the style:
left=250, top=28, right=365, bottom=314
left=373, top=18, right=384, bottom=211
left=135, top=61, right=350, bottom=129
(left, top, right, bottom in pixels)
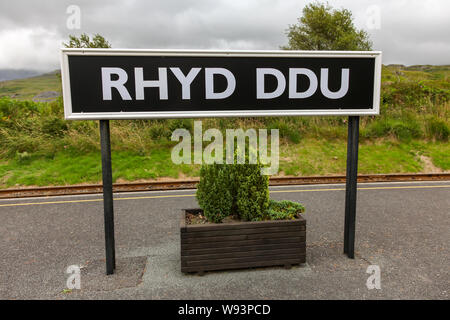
left=0, top=173, right=449, bottom=199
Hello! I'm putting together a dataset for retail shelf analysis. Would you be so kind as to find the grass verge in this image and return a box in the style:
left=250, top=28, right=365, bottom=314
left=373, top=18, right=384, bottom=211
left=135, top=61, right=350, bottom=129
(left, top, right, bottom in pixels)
left=0, top=138, right=448, bottom=188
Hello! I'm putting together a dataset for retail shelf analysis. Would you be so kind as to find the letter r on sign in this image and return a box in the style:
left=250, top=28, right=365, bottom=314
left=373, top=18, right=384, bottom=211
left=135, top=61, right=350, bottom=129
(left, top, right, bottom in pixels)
left=101, top=67, right=132, bottom=100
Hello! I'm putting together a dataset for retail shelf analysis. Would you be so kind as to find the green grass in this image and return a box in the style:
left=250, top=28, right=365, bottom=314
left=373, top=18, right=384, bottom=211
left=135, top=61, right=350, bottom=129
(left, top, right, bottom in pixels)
left=0, top=139, right=447, bottom=188
left=278, top=139, right=436, bottom=176
left=0, top=149, right=199, bottom=187
left=420, top=142, right=450, bottom=170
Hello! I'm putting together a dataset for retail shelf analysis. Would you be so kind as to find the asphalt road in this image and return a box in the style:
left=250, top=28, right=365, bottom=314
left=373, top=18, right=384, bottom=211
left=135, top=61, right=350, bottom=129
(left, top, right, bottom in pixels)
left=0, top=181, right=448, bottom=299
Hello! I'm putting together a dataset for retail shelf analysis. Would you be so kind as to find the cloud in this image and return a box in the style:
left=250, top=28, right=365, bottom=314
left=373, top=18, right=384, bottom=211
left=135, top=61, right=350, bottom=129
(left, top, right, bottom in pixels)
left=0, top=27, right=63, bottom=71
left=0, top=0, right=448, bottom=71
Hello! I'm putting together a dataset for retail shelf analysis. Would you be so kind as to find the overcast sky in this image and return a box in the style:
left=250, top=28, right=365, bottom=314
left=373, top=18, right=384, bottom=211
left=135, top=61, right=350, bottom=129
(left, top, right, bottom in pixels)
left=0, top=0, right=448, bottom=72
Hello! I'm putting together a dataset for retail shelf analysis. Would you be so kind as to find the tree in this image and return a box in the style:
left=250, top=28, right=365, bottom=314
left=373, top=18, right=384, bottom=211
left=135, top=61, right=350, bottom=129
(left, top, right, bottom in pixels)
left=282, top=2, right=372, bottom=51
left=63, top=33, right=111, bottom=48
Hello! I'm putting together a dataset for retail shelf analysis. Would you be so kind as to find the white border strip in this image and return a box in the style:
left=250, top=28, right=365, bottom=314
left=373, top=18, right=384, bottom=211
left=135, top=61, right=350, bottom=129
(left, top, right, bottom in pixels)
left=60, top=49, right=382, bottom=120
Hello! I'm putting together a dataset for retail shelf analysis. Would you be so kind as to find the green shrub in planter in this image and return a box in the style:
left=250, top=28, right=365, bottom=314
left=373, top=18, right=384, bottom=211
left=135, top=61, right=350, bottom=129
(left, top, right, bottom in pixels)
left=267, top=199, right=305, bottom=220
left=196, top=163, right=233, bottom=223
left=234, top=162, right=269, bottom=221
left=196, top=149, right=303, bottom=223
left=196, top=160, right=269, bottom=222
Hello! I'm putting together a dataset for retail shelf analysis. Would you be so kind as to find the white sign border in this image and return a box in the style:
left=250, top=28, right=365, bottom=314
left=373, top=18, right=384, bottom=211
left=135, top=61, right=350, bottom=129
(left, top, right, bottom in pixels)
left=60, top=49, right=382, bottom=120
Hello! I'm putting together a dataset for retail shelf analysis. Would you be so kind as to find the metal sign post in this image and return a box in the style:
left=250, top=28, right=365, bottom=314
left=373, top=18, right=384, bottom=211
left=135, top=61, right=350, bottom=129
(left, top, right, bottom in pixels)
left=99, top=120, right=116, bottom=274
left=344, top=116, right=360, bottom=258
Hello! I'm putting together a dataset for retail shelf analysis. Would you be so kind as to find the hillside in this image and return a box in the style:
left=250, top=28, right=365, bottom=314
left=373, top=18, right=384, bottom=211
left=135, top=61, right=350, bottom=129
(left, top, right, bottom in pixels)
left=0, top=69, right=41, bottom=82
left=0, top=71, right=61, bottom=101
left=383, top=64, right=450, bottom=84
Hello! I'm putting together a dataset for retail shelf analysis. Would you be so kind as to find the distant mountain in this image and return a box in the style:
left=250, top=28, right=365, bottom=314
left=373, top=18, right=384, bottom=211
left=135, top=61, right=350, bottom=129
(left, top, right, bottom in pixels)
left=0, top=70, right=62, bottom=100
left=0, top=69, right=43, bottom=82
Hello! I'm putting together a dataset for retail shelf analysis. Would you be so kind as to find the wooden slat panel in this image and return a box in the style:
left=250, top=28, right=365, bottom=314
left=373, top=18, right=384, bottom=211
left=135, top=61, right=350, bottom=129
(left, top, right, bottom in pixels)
left=181, top=236, right=305, bottom=250
left=181, top=231, right=305, bottom=244
left=181, top=257, right=306, bottom=273
left=182, top=242, right=305, bottom=256
left=181, top=225, right=305, bottom=238
left=182, top=247, right=305, bottom=262
left=184, top=253, right=303, bottom=267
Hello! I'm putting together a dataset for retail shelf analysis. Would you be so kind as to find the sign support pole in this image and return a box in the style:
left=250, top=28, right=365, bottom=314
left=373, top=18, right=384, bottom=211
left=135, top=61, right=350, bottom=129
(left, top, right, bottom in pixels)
left=99, top=120, right=116, bottom=275
left=344, top=116, right=360, bottom=259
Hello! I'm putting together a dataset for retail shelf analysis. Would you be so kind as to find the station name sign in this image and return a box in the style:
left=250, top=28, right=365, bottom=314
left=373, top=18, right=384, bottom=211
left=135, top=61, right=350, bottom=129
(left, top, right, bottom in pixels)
left=61, top=49, right=382, bottom=119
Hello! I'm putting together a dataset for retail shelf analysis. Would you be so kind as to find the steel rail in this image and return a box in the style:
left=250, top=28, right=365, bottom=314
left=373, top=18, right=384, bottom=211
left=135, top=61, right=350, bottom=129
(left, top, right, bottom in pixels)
left=0, top=173, right=449, bottom=199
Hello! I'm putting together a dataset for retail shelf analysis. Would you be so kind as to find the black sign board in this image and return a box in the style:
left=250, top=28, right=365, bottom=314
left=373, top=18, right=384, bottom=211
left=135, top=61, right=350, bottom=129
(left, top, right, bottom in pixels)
left=61, top=49, right=381, bottom=119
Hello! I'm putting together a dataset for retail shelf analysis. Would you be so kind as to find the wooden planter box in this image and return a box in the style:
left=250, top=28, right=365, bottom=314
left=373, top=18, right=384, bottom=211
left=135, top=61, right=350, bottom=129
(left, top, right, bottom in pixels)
left=180, top=208, right=306, bottom=273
